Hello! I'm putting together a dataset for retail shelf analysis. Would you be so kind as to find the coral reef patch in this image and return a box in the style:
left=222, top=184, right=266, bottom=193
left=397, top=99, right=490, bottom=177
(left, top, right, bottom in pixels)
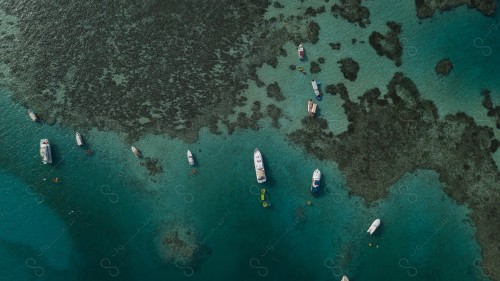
left=331, top=0, right=371, bottom=28
left=369, top=21, right=403, bottom=66
left=415, top=0, right=496, bottom=19
left=288, top=72, right=500, bottom=279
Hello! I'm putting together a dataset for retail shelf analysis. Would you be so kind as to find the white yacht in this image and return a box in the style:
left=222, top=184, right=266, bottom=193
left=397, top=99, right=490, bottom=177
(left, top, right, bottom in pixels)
left=131, top=146, right=141, bottom=158
left=298, top=44, right=304, bottom=60
left=40, top=139, right=52, bottom=164
left=367, top=219, right=381, bottom=235
left=311, top=80, right=321, bottom=100
left=254, top=148, right=266, bottom=183
left=311, top=168, right=321, bottom=195
left=341, top=276, right=349, bottom=281
left=187, top=150, right=195, bottom=166
left=75, top=132, right=84, bottom=146
left=28, top=109, right=38, bottom=122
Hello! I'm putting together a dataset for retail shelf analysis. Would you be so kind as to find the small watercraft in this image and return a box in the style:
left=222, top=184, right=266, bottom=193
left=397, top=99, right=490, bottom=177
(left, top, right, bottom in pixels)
left=307, top=99, right=317, bottom=117
left=40, top=139, right=52, bottom=164
left=75, top=132, right=84, bottom=146
left=131, top=146, right=141, bottom=158
left=187, top=150, right=195, bottom=166
left=311, top=80, right=321, bottom=100
left=310, top=168, right=321, bottom=195
left=254, top=148, right=266, bottom=183
left=28, top=109, right=38, bottom=122
left=298, top=44, right=304, bottom=60
left=367, top=219, right=381, bottom=235
left=341, top=276, right=349, bottom=281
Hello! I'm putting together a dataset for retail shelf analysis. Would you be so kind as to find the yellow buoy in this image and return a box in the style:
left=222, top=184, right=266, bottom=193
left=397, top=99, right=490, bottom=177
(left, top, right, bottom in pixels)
left=261, top=189, right=266, bottom=194
left=263, top=201, right=268, bottom=208
left=260, top=193, right=265, bottom=201
left=307, top=200, right=312, bottom=206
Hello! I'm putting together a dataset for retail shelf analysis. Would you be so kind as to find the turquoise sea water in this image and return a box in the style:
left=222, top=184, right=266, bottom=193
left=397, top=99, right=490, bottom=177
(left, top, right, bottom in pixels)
left=0, top=1, right=499, bottom=280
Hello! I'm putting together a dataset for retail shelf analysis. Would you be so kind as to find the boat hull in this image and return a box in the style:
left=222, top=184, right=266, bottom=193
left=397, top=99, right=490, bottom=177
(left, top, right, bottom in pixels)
left=367, top=219, right=381, bottom=235
left=76, top=132, right=84, bottom=146
left=187, top=150, right=195, bottom=166
left=40, top=139, right=52, bottom=164
left=28, top=109, right=38, bottom=122
left=298, top=44, right=304, bottom=60
left=131, top=146, right=141, bottom=158
left=254, top=149, right=266, bottom=183
left=311, top=80, right=321, bottom=99
left=311, top=168, right=321, bottom=195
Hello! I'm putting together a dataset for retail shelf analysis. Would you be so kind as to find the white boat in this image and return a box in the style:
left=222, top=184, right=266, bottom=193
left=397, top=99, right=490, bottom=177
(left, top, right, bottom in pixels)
left=75, top=132, right=84, bottom=146
left=28, top=109, right=38, bottom=122
left=367, top=219, right=381, bottom=235
left=310, top=168, right=321, bottom=195
left=341, top=276, right=349, bottom=281
left=311, top=80, right=321, bottom=100
left=254, top=148, right=266, bottom=183
left=307, top=99, right=317, bottom=117
left=131, top=146, right=141, bottom=158
left=40, top=139, right=52, bottom=164
left=187, top=150, right=195, bottom=166
left=298, top=44, right=304, bottom=60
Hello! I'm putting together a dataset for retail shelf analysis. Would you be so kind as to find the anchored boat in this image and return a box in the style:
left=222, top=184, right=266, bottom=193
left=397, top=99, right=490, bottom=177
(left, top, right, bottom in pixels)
left=341, top=276, right=349, bottom=281
left=298, top=44, right=304, bottom=60
left=254, top=148, right=266, bottom=183
left=187, top=150, right=195, bottom=166
left=28, top=109, right=38, bottom=122
left=311, top=80, right=321, bottom=100
left=75, top=132, right=84, bottom=146
left=131, top=146, right=141, bottom=158
left=307, top=99, right=317, bottom=117
left=40, top=139, right=52, bottom=164
left=310, top=168, right=321, bottom=195
left=367, top=219, right=381, bottom=235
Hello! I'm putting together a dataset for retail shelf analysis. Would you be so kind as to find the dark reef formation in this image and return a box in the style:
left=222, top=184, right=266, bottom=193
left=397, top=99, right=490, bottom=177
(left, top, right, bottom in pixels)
left=139, top=157, right=164, bottom=176
left=435, top=58, right=453, bottom=76
left=266, top=82, right=285, bottom=101
left=482, top=90, right=500, bottom=130
left=415, top=0, right=497, bottom=19
left=272, top=1, right=284, bottom=9
left=337, top=58, right=360, bottom=81
left=369, top=21, right=403, bottom=67
left=329, top=42, right=341, bottom=50
left=0, top=0, right=322, bottom=143
left=288, top=73, right=500, bottom=279
left=305, top=6, right=326, bottom=17
left=306, top=21, right=321, bottom=44
left=325, top=84, right=337, bottom=95
left=331, top=0, right=371, bottom=28
left=266, top=104, right=283, bottom=128
left=310, top=61, right=322, bottom=74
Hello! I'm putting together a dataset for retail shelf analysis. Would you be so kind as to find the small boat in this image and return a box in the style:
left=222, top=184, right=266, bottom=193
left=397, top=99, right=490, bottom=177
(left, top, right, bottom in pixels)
left=311, top=80, right=321, bottom=100
left=310, top=168, right=321, bottom=195
left=341, top=276, right=349, bottom=281
left=40, top=139, right=52, bottom=164
left=307, top=99, right=317, bottom=117
left=75, top=132, right=84, bottom=146
left=187, top=150, right=195, bottom=166
left=131, top=146, right=141, bottom=158
left=298, top=44, right=304, bottom=60
left=254, top=148, right=266, bottom=183
left=367, top=219, right=381, bottom=235
left=28, top=109, right=38, bottom=122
